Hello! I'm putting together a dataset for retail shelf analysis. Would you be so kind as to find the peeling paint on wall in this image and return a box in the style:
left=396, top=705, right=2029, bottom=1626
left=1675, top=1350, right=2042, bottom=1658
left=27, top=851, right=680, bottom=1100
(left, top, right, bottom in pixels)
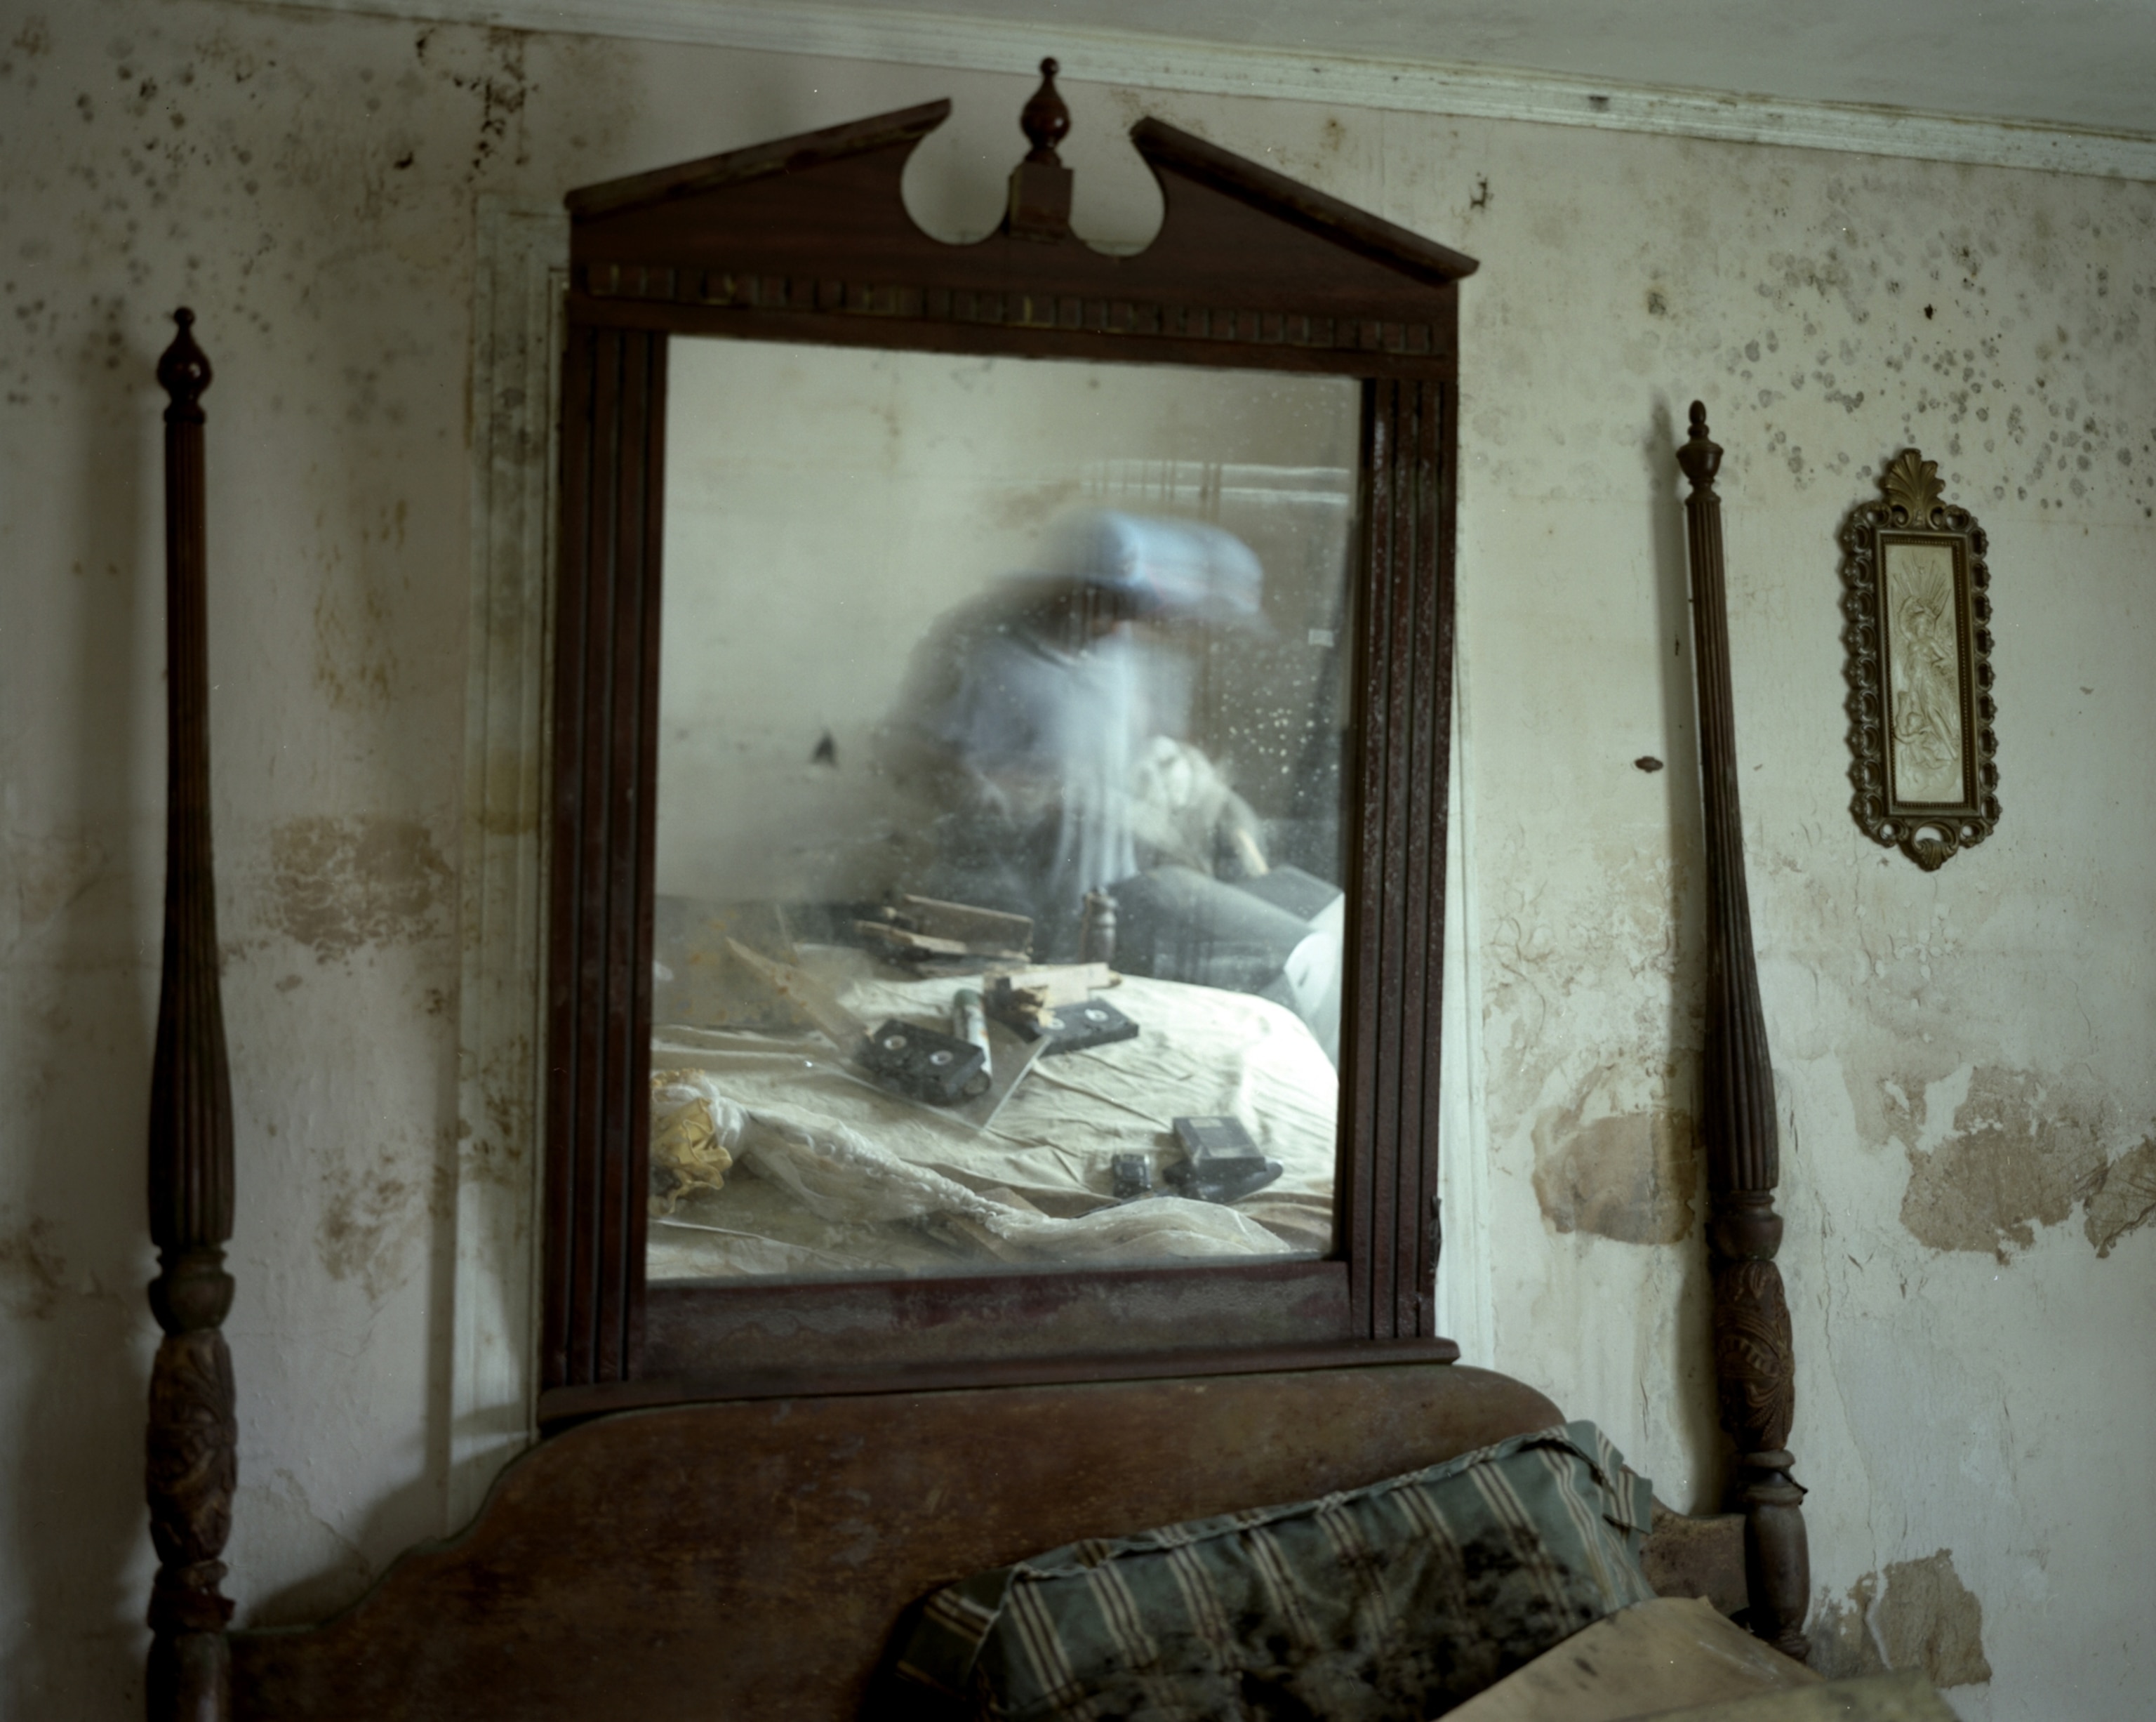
left=1898, top=1066, right=2106, bottom=1261
left=1533, top=1104, right=1698, bottom=1245
left=2083, top=1132, right=2156, bottom=1258
left=265, top=815, right=451, bottom=962
left=1894, top=1065, right=2156, bottom=1264
left=1812, top=1551, right=1992, bottom=1690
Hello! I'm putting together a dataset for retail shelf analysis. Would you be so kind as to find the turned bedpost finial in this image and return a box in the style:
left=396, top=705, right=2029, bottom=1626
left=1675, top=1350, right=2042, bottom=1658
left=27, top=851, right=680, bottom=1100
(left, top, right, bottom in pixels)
left=158, top=306, right=213, bottom=425
left=1020, top=58, right=1070, bottom=163
left=1676, top=399, right=1722, bottom=493
left=1006, top=56, right=1074, bottom=241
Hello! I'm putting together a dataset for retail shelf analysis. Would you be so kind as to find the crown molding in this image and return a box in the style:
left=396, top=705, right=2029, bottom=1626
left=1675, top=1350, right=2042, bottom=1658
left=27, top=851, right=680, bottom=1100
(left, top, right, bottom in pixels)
left=259, top=0, right=2156, bottom=184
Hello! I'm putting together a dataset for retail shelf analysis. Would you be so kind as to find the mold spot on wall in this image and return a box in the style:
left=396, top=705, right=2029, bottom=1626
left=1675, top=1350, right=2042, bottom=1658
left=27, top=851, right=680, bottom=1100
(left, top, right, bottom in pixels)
left=2083, top=1132, right=2156, bottom=1259
left=266, top=815, right=451, bottom=962
left=0, top=1215, right=65, bottom=1320
left=1898, top=1066, right=2105, bottom=1262
left=1532, top=1104, right=1698, bottom=1245
left=1811, top=1552, right=1992, bottom=1689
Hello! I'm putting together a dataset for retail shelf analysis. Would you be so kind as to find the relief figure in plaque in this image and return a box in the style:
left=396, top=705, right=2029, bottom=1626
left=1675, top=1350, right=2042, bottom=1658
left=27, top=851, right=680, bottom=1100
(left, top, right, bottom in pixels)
left=1884, top=540, right=1964, bottom=803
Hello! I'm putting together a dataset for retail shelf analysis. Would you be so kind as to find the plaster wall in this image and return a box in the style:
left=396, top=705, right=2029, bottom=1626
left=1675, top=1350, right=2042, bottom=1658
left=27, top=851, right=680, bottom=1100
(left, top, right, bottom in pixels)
left=0, top=2, right=2149, bottom=1716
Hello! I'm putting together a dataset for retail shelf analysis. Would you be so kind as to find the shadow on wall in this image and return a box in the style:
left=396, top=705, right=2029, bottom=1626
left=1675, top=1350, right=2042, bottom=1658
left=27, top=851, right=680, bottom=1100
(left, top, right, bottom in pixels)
left=2, top=309, right=167, bottom=1718
left=1651, top=391, right=1717, bottom=1514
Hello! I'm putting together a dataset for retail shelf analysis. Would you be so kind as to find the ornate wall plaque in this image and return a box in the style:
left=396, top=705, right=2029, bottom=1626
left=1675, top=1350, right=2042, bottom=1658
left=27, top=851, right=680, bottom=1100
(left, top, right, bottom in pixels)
left=1841, top=450, right=1998, bottom=870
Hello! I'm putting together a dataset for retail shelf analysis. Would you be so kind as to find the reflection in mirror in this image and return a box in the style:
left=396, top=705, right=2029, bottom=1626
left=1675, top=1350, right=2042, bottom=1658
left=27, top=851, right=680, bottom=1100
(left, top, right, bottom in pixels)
left=647, top=338, right=1358, bottom=1285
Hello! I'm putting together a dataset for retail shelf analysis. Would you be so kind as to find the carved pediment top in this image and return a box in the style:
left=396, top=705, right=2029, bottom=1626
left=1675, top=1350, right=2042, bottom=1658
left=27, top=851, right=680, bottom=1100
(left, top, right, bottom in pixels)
left=565, top=90, right=1479, bottom=308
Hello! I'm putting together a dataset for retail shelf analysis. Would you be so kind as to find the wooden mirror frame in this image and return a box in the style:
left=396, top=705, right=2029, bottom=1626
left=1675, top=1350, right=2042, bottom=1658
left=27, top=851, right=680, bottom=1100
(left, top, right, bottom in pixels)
left=538, top=70, right=1479, bottom=1414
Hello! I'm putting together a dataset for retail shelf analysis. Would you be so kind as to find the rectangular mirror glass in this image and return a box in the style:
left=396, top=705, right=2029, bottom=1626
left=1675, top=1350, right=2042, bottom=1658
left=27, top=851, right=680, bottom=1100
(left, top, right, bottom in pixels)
left=646, top=337, right=1359, bottom=1283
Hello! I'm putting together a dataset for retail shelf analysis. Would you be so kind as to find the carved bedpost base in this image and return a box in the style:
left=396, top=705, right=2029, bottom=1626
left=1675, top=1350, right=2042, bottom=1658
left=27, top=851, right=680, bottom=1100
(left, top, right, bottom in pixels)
left=1737, top=1449, right=1811, bottom=1662
left=147, top=1628, right=232, bottom=1722
left=146, top=1281, right=237, bottom=1722
left=1708, top=1193, right=1811, bottom=1663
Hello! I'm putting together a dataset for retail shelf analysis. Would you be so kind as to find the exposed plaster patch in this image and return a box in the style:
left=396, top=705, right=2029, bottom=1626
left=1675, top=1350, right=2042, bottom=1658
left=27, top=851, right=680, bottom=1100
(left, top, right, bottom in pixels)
left=1898, top=1065, right=2106, bottom=1262
left=2083, top=1132, right=2156, bottom=1258
left=1812, top=1551, right=1992, bottom=1690
left=1875, top=1552, right=1993, bottom=1690
left=265, top=815, right=451, bottom=962
left=1533, top=1104, right=1698, bottom=1245
left=0, top=1215, right=66, bottom=1320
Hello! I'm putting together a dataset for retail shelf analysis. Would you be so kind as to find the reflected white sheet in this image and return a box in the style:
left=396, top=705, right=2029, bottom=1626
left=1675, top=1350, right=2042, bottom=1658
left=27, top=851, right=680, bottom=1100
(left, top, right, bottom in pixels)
left=646, top=952, right=1337, bottom=1281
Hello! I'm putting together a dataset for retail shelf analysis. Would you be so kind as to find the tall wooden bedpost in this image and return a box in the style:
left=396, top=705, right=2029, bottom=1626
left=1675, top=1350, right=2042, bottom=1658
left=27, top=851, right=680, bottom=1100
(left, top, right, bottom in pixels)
left=146, top=307, right=237, bottom=1722
left=1677, top=402, right=1811, bottom=1662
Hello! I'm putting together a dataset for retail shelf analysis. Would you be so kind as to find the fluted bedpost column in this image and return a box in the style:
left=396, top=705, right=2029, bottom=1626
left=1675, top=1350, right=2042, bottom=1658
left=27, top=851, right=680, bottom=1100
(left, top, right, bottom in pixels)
left=1677, top=401, right=1810, bottom=1662
left=145, top=308, right=237, bottom=1722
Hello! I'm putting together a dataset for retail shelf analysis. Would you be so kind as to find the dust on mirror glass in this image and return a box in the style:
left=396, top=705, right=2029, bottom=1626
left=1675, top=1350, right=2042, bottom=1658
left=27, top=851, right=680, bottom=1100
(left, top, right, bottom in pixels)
left=648, top=337, right=1358, bottom=1284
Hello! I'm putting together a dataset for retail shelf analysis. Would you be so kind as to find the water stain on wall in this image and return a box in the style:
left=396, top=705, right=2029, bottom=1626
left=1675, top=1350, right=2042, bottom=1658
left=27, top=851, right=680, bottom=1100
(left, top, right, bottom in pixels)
left=1811, top=1551, right=1992, bottom=1690
left=267, top=815, right=451, bottom=962
left=8, top=833, right=106, bottom=927
left=1533, top=1104, right=1698, bottom=1245
left=0, top=1216, right=65, bottom=1320
left=317, top=1146, right=424, bottom=1304
left=313, top=574, right=395, bottom=710
left=1898, top=1066, right=2108, bottom=1262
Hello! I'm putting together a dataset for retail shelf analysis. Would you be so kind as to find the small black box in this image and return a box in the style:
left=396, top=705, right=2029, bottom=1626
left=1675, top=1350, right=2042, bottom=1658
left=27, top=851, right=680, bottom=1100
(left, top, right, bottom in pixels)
left=858, top=1019, right=988, bottom=1105
left=1166, top=1115, right=1281, bottom=1205
left=1038, top=998, right=1140, bottom=1056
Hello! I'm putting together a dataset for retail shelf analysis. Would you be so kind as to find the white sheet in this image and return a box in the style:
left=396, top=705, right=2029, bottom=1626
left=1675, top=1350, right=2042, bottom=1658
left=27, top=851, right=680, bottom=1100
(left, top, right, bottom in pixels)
left=647, top=949, right=1337, bottom=1280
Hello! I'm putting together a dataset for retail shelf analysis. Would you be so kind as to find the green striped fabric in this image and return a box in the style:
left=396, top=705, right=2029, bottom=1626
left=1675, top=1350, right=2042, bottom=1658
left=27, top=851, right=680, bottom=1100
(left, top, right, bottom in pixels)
left=890, top=1421, right=1658, bottom=1721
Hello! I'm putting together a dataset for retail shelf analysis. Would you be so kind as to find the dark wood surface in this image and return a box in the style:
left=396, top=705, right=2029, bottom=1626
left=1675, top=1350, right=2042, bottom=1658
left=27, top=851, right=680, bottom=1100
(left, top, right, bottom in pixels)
left=542, top=1336, right=1463, bottom=1426
left=145, top=308, right=239, bottom=1722
left=233, top=1360, right=1561, bottom=1721
left=544, top=84, right=1476, bottom=1389
left=638, top=1259, right=1362, bottom=1382
left=1678, top=404, right=1811, bottom=1662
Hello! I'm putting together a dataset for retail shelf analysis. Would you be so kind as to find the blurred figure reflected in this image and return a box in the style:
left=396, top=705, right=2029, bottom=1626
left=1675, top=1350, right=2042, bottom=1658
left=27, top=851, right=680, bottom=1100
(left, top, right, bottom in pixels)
left=878, top=510, right=1270, bottom=959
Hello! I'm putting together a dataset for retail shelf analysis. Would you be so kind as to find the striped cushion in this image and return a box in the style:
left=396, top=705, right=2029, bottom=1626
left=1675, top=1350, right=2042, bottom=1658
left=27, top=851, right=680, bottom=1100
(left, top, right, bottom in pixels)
left=890, top=1421, right=1658, bottom=1720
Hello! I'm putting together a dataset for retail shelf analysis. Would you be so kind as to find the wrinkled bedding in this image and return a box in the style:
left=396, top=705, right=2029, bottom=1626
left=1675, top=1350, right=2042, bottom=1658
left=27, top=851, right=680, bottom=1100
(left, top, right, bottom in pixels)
left=646, top=948, right=1337, bottom=1281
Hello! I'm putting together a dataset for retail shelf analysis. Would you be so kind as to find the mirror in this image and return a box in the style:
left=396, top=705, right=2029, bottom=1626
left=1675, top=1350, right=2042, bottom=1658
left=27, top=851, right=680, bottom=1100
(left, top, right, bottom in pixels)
left=646, top=338, right=1359, bottom=1282
left=542, top=88, right=1475, bottom=1391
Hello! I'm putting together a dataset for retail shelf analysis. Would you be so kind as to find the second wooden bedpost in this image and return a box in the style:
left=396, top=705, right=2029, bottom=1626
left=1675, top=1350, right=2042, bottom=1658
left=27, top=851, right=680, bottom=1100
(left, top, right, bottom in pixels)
left=1677, top=402, right=1811, bottom=1662
left=145, top=309, right=238, bottom=1722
